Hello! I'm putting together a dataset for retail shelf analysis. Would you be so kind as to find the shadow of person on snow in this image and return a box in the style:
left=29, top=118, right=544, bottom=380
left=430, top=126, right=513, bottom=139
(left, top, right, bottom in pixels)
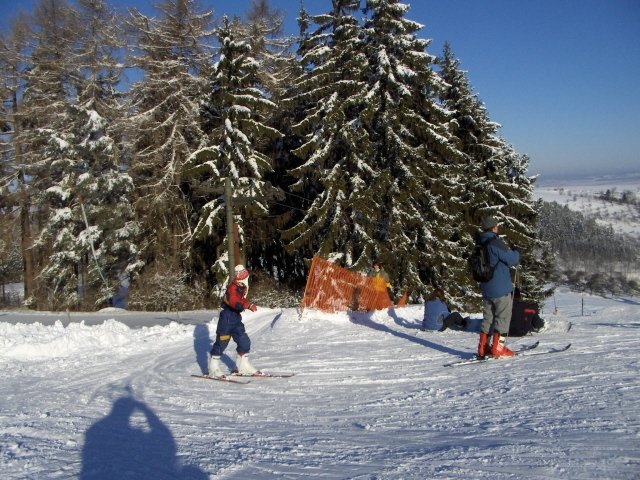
left=388, top=307, right=422, bottom=330
left=81, top=394, right=207, bottom=480
left=193, top=324, right=212, bottom=374
left=350, top=309, right=466, bottom=357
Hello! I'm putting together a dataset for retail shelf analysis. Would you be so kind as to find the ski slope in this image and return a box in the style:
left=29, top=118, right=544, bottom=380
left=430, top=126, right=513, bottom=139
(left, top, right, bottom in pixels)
left=0, top=288, right=638, bottom=479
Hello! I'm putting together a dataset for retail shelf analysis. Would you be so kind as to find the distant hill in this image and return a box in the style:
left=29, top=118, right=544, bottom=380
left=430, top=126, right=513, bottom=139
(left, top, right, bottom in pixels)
left=533, top=174, right=640, bottom=295
left=534, top=174, right=640, bottom=239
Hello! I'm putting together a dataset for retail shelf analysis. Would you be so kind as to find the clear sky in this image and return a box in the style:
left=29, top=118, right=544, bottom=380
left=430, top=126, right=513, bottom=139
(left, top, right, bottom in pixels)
left=2, top=0, right=639, bottom=179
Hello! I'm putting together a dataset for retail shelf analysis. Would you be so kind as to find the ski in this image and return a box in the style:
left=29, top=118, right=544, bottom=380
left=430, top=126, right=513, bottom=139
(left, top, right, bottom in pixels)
left=230, top=372, right=295, bottom=378
left=520, top=343, right=572, bottom=357
left=191, top=374, right=251, bottom=384
left=444, top=340, right=540, bottom=367
left=444, top=340, right=541, bottom=366
left=445, top=342, right=570, bottom=367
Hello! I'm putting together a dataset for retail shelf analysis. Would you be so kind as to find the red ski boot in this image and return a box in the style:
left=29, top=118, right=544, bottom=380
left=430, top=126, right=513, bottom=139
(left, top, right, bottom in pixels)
left=477, top=332, right=489, bottom=358
left=491, top=332, right=514, bottom=358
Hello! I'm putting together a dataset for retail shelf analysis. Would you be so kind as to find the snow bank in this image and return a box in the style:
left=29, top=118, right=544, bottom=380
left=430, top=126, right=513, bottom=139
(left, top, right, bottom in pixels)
left=0, top=319, right=194, bottom=361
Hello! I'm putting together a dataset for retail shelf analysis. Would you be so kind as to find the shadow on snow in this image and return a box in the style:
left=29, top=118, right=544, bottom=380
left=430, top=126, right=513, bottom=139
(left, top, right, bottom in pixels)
left=349, top=308, right=467, bottom=357
left=81, top=392, right=207, bottom=480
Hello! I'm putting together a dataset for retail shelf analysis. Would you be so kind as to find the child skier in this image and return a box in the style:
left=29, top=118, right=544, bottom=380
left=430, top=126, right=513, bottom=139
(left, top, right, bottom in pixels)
left=207, top=264, right=259, bottom=377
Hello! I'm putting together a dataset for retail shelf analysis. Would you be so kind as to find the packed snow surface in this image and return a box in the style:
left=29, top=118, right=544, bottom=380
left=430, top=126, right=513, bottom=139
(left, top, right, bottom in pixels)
left=1, top=288, right=639, bottom=479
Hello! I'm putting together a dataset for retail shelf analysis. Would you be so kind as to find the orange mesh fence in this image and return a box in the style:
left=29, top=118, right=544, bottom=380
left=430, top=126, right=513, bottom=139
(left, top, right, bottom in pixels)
left=301, top=256, right=406, bottom=313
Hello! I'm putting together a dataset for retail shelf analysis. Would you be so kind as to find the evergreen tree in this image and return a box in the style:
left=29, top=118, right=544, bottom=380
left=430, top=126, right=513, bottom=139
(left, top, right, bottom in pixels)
left=438, top=43, right=550, bottom=304
left=188, top=15, right=281, bottom=291
left=438, top=42, right=500, bottom=229
left=240, top=0, right=298, bottom=285
left=69, top=0, right=141, bottom=306
left=500, top=149, right=553, bottom=303
left=249, top=2, right=316, bottom=291
left=360, top=0, right=467, bottom=300
left=125, top=0, right=213, bottom=292
left=30, top=0, right=140, bottom=308
left=281, top=1, right=473, bottom=301
left=0, top=13, right=34, bottom=300
left=16, top=0, right=80, bottom=308
left=0, top=0, right=553, bottom=309
left=437, top=42, right=509, bottom=305
left=244, top=0, right=293, bottom=98
left=282, top=1, right=378, bottom=271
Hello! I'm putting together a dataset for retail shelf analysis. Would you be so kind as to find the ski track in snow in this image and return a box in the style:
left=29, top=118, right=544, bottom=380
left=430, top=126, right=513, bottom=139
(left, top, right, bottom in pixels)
left=1, top=289, right=639, bottom=479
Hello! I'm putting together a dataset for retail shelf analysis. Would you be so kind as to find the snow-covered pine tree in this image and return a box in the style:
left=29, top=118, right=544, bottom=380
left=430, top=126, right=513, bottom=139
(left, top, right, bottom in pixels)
left=282, top=0, right=379, bottom=272
left=359, top=0, right=468, bottom=302
left=67, top=0, right=142, bottom=306
left=500, top=149, right=553, bottom=303
left=237, top=1, right=299, bottom=286
left=0, top=14, right=35, bottom=300
left=24, top=0, right=140, bottom=309
left=438, top=43, right=551, bottom=305
left=243, top=0, right=293, bottom=99
left=15, top=0, right=82, bottom=308
left=437, top=42, right=508, bottom=304
left=125, top=0, right=213, bottom=296
left=248, top=3, right=317, bottom=291
left=187, top=15, right=281, bottom=293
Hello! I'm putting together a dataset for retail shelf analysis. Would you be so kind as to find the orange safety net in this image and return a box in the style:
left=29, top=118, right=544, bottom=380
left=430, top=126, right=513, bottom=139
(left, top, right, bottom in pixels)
left=301, top=256, right=407, bottom=313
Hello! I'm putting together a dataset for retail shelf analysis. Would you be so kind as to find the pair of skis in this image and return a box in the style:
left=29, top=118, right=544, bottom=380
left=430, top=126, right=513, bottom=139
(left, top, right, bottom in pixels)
left=444, top=341, right=571, bottom=367
left=192, top=343, right=572, bottom=381
left=191, top=372, right=295, bottom=385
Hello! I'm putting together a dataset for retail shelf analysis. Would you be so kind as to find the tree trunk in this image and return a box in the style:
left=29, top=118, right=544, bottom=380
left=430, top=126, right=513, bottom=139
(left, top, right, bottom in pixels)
left=13, top=88, right=34, bottom=303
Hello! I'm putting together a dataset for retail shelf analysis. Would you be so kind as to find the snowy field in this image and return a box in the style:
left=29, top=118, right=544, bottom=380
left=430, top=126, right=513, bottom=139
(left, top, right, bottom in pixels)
left=1, top=288, right=639, bottom=479
left=534, top=174, right=640, bottom=237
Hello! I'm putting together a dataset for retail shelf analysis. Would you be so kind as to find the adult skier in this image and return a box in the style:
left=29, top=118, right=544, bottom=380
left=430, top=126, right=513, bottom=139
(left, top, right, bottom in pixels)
left=207, top=264, right=259, bottom=377
left=476, top=216, right=520, bottom=358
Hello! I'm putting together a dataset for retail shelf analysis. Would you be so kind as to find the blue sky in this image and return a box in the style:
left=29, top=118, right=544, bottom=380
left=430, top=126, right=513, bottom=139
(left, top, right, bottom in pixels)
left=2, top=1, right=639, bottom=179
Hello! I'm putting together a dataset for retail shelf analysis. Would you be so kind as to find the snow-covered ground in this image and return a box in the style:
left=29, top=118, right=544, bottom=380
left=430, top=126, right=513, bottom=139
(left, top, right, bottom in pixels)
left=1, top=288, right=639, bottom=479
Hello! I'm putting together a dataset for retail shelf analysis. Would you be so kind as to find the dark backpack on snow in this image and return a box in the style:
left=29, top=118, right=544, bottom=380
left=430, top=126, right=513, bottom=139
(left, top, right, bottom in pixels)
left=469, top=237, right=496, bottom=282
left=510, top=300, right=542, bottom=336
